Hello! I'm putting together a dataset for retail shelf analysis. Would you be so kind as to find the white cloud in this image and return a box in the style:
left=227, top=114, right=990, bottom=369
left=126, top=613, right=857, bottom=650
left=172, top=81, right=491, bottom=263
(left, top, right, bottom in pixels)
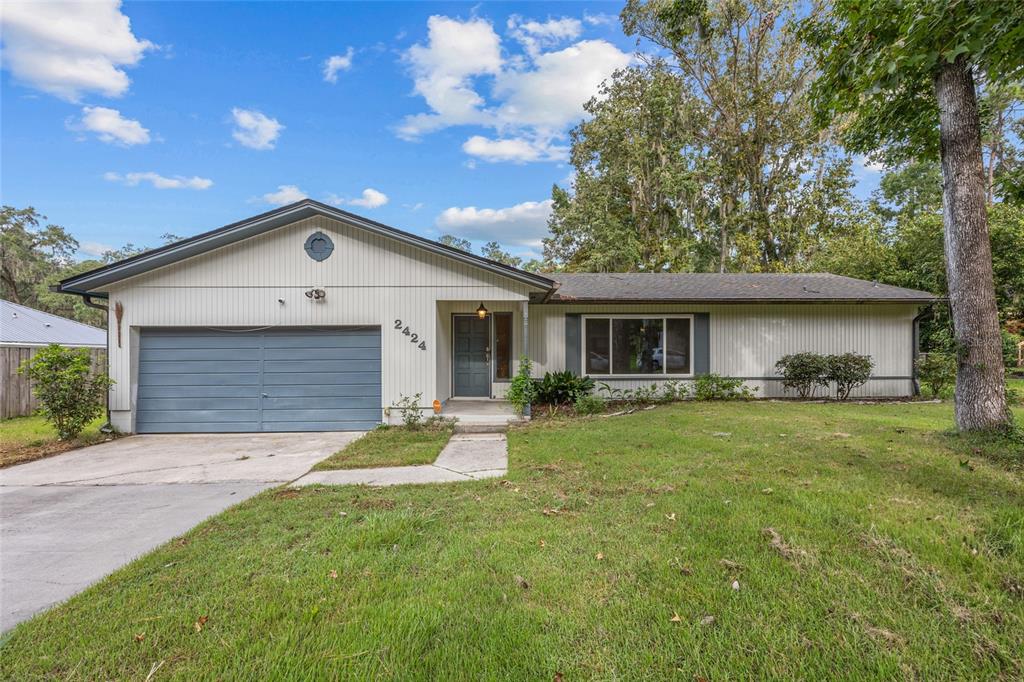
left=494, top=40, right=632, bottom=131
left=462, top=135, right=566, bottom=163
left=80, top=241, right=114, bottom=257
left=327, top=188, right=389, bottom=209
left=261, top=185, right=308, bottom=205
left=436, top=199, right=553, bottom=247
left=583, top=13, right=617, bottom=27
left=73, top=106, right=150, bottom=145
left=323, top=47, right=355, bottom=83
left=855, top=154, right=887, bottom=174
left=0, top=0, right=154, bottom=101
left=398, top=15, right=631, bottom=162
left=231, top=108, right=283, bottom=150
left=397, top=15, right=503, bottom=139
left=104, top=171, right=213, bottom=190
left=507, top=16, right=582, bottom=57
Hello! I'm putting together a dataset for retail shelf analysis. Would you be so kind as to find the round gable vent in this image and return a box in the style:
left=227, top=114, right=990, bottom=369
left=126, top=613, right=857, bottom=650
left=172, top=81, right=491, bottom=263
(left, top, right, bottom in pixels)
left=304, top=231, right=335, bottom=262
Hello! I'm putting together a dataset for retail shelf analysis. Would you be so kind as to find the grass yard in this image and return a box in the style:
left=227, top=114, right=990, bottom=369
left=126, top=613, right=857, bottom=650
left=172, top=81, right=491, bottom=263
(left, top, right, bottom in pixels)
left=2, top=401, right=1023, bottom=679
left=0, top=415, right=109, bottom=469
left=312, top=423, right=453, bottom=471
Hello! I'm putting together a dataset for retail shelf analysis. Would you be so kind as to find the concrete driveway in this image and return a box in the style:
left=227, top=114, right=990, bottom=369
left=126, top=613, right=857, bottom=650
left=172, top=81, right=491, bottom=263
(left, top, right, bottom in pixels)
left=0, top=432, right=360, bottom=631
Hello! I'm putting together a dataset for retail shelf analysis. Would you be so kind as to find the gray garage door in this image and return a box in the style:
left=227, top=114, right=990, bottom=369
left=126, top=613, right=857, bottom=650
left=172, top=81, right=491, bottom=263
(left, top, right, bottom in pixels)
left=136, top=327, right=381, bottom=433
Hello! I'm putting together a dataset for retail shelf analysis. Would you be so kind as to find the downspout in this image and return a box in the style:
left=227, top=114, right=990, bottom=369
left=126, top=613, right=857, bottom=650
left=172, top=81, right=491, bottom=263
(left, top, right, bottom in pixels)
left=911, top=304, right=935, bottom=397
left=77, top=292, right=114, bottom=433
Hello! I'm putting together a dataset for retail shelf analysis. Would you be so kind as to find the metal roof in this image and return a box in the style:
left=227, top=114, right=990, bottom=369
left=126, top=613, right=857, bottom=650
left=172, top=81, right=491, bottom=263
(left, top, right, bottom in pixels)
left=1, top=300, right=105, bottom=347
left=57, top=200, right=557, bottom=296
left=546, top=273, right=938, bottom=303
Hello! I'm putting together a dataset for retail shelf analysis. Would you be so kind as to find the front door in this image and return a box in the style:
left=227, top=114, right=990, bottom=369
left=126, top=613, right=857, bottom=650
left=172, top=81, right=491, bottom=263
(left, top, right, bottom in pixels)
left=453, top=315, right=490, bottom=397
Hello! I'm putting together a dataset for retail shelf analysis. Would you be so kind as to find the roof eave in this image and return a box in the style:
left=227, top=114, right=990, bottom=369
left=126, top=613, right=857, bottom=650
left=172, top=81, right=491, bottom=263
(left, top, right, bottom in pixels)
left=546, top=297, right=942, bottom=305
left=57, top=200, right=557, bottom=294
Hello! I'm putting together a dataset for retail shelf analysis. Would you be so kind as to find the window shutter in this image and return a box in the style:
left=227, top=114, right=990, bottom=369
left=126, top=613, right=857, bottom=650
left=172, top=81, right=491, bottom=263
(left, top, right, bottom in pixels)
left=694, top=313, right=710, bottom=375
left=564, top=313, right=582, bottom=375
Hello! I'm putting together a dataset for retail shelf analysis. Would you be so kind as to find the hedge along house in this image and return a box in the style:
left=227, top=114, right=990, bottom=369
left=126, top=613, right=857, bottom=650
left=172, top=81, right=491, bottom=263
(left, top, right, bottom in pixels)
left=56, top=200, right=937, bottom=434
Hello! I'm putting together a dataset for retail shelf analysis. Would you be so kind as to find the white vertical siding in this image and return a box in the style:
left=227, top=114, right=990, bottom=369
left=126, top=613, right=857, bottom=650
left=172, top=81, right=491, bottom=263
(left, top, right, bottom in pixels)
left=527, top=303, right=919, bottom=398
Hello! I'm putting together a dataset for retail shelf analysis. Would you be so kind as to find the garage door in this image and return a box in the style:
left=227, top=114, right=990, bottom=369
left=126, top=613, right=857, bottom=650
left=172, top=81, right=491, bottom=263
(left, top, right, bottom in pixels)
left=136, top=327, right=381, bottom=433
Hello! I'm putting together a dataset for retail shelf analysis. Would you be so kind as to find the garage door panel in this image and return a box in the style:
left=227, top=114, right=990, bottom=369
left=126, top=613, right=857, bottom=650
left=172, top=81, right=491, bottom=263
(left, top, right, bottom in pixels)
left=141, top=360, right=260, bottom=374
left=264, top=330, right=379, bottom=348
left=263, top=384, right=380, bottom=398
left=140, top=348, right=262, bottom=362
left=263, top=359, right=377, bottom=373
left=140, top=372, right=261, bottom=386
left=142, top=334, right=263, bottom=349
left=263, top=397, right=379, bottom=409
left=138, top=385, right=260, bottom=399
left=139, top=397, right=261, bottom=410
left=261, top=420, right=380, bottom=431
left=261, top=371, right=380, bottom=385
left=137, top=328, right=381, bottom=433
left=262, top=347, right=381, bottom=361
left=137, top=409, right=260, bottom=423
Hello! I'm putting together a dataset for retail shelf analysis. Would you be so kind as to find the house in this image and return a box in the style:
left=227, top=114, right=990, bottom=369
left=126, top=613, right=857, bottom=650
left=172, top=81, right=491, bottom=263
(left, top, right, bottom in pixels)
left=55, top=200, right=938, bottom=433
left=1, top=299, right=106, bottom=419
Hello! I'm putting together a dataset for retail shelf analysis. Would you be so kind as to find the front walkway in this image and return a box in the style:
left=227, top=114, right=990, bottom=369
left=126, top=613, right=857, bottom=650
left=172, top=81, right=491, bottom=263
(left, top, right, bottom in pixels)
left=292, top=432, right=508, bottom=487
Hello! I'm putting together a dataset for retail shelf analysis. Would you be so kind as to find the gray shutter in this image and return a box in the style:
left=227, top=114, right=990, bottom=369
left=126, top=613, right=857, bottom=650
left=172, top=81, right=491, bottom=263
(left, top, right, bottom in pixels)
left=694, top=313, right=710, bottom=375
left=564, top=313, right=582, bottom=375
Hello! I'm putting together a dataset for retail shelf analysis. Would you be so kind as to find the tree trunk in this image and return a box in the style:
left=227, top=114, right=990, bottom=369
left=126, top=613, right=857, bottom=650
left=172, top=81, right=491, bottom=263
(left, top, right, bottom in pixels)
left=933, top=57, right=1011, bottom=431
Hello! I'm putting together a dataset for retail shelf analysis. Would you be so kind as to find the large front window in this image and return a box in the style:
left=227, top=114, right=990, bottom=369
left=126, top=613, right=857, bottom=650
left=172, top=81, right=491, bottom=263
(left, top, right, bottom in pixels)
left=583, top=315, right=692, bottom=376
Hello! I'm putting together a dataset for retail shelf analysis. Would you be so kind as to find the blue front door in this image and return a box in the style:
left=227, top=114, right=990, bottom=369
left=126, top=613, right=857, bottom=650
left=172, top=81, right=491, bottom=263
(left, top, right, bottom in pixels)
left=453, top=315, right=490, bottom=397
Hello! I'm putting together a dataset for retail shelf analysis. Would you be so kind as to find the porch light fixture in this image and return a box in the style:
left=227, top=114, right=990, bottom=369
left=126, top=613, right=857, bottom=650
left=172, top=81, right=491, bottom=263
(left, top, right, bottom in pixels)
left=476, top=302, right=488, bottom=319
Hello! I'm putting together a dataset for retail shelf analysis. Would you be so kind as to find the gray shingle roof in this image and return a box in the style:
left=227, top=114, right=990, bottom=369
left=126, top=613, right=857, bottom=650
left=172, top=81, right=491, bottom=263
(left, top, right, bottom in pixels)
left=546, top=273, right=937, bottom=303
left=1, top=300, right=106, bottom=347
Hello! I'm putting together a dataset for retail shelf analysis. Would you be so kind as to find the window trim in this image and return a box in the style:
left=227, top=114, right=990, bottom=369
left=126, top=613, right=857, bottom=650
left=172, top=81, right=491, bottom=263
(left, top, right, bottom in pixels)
left=492, top=311, right=513, bottom=383
left=581, top=313, right=695, bottom=378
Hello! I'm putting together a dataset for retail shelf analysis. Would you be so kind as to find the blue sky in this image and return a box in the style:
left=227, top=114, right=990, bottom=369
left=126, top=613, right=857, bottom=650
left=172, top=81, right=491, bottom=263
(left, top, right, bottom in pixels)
left=1, top=1, right=881, bottom=262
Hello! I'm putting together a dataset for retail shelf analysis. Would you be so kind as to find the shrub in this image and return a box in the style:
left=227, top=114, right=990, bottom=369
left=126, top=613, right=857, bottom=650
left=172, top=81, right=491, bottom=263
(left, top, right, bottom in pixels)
left=506, top=355, right=535, bottom=415
left=659, top=380, right=690, bottom=402
left=826, top=352, right=874, bottom=400
left=693, top=373, right=755, bottom=401
left=19, top=344, right=113, bottom=440
left=916, top=352, right=956, bottom=397
left=775, top=352, right=830, bottom=398
left=1002, top=329, right=1022, bottom=368
left=573, top=393, right=605, bottom=416
left=533, top=371, right=595, bottom=405
left=395, top=393, right=424, bottom=429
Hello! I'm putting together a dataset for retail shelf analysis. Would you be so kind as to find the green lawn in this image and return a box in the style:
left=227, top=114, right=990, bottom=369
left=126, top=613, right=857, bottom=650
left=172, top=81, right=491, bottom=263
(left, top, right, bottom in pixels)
left=0, top=415, right=108, bottom=468
left=312, top=424, right=453, bottom=471
left=2, top=401, right=1022, bottom=679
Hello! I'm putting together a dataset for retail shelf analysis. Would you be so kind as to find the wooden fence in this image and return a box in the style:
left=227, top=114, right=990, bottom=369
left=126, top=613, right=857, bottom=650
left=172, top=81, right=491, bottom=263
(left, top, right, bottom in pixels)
left=0, top=346, right=106, bottom=419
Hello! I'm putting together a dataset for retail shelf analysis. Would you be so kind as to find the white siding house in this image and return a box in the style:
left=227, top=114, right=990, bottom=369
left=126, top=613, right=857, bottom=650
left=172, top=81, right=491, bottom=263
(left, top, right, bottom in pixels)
left=57, top=201, right=936, bottom=433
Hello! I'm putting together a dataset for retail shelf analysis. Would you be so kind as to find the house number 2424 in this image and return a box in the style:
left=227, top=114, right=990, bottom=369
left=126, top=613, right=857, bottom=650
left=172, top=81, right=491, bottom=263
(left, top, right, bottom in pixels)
left=394, top=320, right=427, bottom=351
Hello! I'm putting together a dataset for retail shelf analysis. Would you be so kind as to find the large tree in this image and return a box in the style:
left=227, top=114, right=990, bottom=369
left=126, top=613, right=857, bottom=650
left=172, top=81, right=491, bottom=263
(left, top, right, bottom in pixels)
left=802, top=0, right=1023, bottom=430
left=0, top=206, right=78, bottom=306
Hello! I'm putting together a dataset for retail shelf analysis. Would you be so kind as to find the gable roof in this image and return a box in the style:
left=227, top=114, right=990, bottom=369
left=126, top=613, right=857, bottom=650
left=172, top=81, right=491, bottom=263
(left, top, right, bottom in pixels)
left=1, top=300, right=105, bottom=347
left=57, top=200, right=558, bottom=296
left=546, top=273, right=937, bottom=303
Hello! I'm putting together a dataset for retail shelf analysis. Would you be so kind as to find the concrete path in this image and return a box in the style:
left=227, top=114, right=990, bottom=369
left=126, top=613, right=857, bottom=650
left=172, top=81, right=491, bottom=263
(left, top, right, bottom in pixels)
left=0, top=432, right=357, bottom=631
left=292, top=432, right=508, bottom=487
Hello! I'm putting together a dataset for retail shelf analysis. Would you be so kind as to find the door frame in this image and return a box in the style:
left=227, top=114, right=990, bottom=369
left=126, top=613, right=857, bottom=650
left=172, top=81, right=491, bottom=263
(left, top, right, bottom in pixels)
left=450, top=313, right=492, bottom=398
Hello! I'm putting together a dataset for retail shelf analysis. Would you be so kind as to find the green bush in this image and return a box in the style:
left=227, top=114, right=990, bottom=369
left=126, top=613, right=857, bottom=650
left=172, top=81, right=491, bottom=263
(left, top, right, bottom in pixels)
left=826, top=352, right=874, bottom=400
left=19, top=344, right=113, bottom=440
left=573, top=393, right=605, bottom=415
left=395, top=393, right=424, bottom=429
left=506, top=356, right=535, bottom=415
left=775, top=352, right=830, bottom=398
left=533, top=371, right=595, bottom=405
left=693, top=374, right=755, bottom=401
left=916, top=352, right=956, bottom=397
left=1003, top=329, right=1022, bottom=368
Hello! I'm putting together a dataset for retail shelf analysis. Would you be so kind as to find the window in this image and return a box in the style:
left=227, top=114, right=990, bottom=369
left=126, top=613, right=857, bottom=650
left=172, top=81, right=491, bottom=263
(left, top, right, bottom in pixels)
left=583, top=315, right=692, bottom=376
left=493, top=312, right=512, bottom=380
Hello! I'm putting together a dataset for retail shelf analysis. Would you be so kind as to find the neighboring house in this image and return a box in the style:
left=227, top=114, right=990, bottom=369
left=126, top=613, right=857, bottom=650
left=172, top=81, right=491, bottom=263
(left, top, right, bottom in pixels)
left=56, top=200, right=937, bottom=434
left=1, top=300, right=106, bottom=419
